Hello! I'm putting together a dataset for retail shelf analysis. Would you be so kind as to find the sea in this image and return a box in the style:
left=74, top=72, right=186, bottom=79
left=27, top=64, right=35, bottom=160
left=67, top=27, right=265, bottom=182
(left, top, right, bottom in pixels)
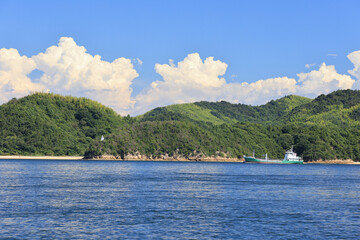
left=0, top=160, right=360, bottom=240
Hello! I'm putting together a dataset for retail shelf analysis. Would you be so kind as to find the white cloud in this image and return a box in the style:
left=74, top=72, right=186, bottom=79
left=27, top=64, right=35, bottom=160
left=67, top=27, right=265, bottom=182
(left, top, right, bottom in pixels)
left=134, top=53, right=298, bottom=114
left=32, top=37, right=138, bottom=114
left=348, top=50, right=360, bottom=89
left=297, top=63, right=355, bottom=97
left=155, top=53, right=227, bottom=88
left=1, top=39, right=359, bottom=116
left=327, top=53, right=337, bottom=57
left=220, top=77, right=297, bottom=105
left=134, top=54, right=356, bottom=115
left=0, top=48, right=47, bottom=103
left=305, top=63, right=315, bottom=68
left=0, top=37, right=138, bottom=114
left=134, top=53, right=228, bottom=114
left=136, top=58, right=143, bottom=65
left=132, top=58, right=143, bottom=66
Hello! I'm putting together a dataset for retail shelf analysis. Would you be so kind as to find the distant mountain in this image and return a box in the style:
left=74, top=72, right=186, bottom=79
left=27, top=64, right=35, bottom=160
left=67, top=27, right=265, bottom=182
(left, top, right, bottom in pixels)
left=0, top=93, right=125, bottom=156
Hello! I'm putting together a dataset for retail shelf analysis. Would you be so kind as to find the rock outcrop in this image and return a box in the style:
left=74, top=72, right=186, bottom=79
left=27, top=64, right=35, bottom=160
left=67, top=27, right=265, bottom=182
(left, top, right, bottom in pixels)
left=85, top=151, right=244, bottom=162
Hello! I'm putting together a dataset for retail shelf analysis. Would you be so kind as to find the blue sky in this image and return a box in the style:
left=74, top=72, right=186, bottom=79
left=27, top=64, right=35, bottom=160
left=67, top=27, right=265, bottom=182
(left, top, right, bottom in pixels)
left=1, top=0, right=360, bottom=115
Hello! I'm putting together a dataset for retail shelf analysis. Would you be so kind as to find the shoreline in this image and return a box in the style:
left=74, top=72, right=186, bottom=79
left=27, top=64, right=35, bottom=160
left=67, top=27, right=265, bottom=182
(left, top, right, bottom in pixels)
left=306, top=159, right=360, bottom=165
left=0, top=155, right=359, bottom=164
left=0, top=155, right=83, bottom=160
left=0, top=155, right=244, bottom=162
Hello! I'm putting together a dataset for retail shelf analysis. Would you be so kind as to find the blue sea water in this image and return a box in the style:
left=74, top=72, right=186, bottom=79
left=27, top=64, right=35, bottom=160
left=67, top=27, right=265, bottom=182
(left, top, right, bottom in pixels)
left=0, top=160, right=360, bottom=239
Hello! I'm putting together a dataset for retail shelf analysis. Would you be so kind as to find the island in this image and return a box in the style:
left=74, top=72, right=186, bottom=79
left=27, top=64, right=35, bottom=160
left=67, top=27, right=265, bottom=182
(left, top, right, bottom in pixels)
left=1, top=90, right=359, bottom=163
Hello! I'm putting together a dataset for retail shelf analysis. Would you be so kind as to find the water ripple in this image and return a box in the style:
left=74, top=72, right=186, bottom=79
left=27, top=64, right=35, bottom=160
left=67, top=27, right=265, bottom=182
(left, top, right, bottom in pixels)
left=0, top=160, right=360, bottom=239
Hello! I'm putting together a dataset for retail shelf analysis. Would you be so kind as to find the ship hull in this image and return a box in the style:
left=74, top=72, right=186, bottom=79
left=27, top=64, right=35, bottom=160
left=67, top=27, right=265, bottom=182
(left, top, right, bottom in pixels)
left=281, top=160, right=303, bottom=164
left=244, top=157, right=303, bottom=164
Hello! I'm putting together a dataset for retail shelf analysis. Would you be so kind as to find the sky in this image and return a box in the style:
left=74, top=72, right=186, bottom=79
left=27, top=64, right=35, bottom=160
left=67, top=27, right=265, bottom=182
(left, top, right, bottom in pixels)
left=0, top=0, right=360, bottom=115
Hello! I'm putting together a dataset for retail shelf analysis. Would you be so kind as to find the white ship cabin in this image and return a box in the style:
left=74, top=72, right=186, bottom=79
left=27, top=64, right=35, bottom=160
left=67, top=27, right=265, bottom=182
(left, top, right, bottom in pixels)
left=283, top=147, right=301, bottom=161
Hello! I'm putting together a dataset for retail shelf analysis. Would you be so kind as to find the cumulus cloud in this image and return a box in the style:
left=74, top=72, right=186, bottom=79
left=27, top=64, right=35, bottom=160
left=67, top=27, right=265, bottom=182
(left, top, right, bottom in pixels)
left=1, top=38, right=359, bottom=116
left=348, top=50, right=360, bottom=89
left=0, top=37, right=138, bottom=114
left=297, top=63, right=355, bottom=97
left=32, top=37, right=138, bottom=114
left=134, top=53, right=299, bottom=114
left=134, top=53, right=356, bottom=115
left=0, top=48, right=47, bottom=103
left=134, top=53, right=228, bottom=114
left=155, top=53, right=227, bottom=88
left=220, top=77, right=297, bottom=105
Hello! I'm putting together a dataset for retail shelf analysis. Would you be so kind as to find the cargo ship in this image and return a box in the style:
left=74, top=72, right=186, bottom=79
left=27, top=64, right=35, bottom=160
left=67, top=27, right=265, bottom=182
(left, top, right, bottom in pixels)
left=244, top=147, right=303, bottom=164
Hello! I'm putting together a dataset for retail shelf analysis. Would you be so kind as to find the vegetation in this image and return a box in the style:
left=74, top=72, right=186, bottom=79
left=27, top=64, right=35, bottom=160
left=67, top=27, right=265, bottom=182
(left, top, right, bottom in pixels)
left=194, top=95, right=312, bottom=124
left=85, top=121, right=286, bottom=160
left=1, top=90, right=360, bottom=161
left=138, top=95, right=312, bottom=125
left=86, top=121, right=360, bottom=161
left=0, top=93, right=125, bottom=156
left=126, top=90, right=360, bottom=161
left=286, top=90, right=360, bottom=126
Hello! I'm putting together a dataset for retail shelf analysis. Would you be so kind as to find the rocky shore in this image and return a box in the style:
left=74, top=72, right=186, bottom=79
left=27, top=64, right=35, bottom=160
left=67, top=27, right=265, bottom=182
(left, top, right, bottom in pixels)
left=2, top=155, right=359, bottom=164
left=86, top=152, right=244, bottom=162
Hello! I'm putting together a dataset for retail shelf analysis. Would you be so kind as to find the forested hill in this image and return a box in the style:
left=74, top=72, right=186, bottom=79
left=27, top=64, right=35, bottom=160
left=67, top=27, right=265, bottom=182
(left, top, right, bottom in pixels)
left=89, top=90, right=360, bottom=161
left=194, top=95, right=312, bottom=123
left=1, top=90, right=360, bottom=161
left=0, top=93, right=125, bottom=156
left=138, top=95, right=312, bottom=124
left=287, top=90, right=360, bottom=125
left=139, top=90, right=360, bottom=126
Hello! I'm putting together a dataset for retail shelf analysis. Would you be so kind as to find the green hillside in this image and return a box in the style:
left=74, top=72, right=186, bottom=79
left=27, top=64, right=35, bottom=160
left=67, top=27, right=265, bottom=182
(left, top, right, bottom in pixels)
left=87, top=120, right=360, bottom=161
left=1, top=90, right=360, bottom=161
left=287, top=90, right=360, bottom=126
left=0, top=93, right=125, bottom=156
left=137, top=103, right=237, bottom=125
left=124, top=90, right=360, bottom=161
left=139, top=95, right=312, bottom=125
left=139, top=90, right=360, bottom=128
left=85, top=121, right=286, bottom=160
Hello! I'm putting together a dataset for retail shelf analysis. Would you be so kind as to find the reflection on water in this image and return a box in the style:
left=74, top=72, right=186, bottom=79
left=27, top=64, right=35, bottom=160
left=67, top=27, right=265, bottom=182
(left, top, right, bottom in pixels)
left=0, top=160, right=360, bottom=239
